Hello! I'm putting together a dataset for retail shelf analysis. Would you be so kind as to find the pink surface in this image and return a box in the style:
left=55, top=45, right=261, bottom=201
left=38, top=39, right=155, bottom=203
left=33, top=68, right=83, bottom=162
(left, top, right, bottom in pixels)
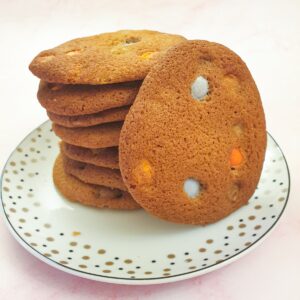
left=1, top=0, right=300, bottom=299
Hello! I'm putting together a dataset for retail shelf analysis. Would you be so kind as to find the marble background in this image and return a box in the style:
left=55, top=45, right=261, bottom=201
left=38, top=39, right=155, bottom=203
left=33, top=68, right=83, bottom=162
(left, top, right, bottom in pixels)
left=0, top=0, right=299, bottom=299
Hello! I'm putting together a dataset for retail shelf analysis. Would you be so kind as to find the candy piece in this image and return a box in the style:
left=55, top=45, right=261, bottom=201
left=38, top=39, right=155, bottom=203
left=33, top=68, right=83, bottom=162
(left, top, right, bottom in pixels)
left=133, top=160, right=153, bottom=185
left=228, top=183, right=240, bottom=203
left=230, top=148, right=243, bottom=166
left=191, top=76, right=209, bottom=100
left=140, top=51, right=155, bottom=60
left=183, top=178, right=201, bottom=198
left=232, top=124, right=244, bottom=136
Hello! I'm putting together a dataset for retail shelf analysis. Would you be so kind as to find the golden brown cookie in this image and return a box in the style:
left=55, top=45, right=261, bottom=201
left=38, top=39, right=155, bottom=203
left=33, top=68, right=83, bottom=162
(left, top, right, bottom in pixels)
left=53, top=122, right=122, bottom=148
left=29, top=30, right=186, bottom=84
left=61, top=142, right=119, bottom=169
left=48, top=106, right=129, bottom=128
left=53, top=155, right=140, bottom=210
left=38, top=80, right=140, bottom=116
left=62, top=154, right=126, bottom=190
left=119, top=40, right=266, bottom=225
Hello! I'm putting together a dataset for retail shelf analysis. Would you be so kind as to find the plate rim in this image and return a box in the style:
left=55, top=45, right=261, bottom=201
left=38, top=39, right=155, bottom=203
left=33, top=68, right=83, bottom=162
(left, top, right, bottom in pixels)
left=0, top=120, right=291, bottom=285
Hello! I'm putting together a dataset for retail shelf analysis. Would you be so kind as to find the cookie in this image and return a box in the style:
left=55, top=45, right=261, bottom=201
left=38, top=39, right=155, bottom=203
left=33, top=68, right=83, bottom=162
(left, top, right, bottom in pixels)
left=48, top=106, right=129, bottom=128
left=53, top=122, right=122, bottom=148
left=119, top=40, right=266, bottom=225
left=38, top=80, right=140, bottom=116
left=53, top=155, right=140, bottom=210
left=61, top=142, right=119, bottom=169
left=29, top=30, right=186, bottom=84
left=62, top=154, right=126, bottom=190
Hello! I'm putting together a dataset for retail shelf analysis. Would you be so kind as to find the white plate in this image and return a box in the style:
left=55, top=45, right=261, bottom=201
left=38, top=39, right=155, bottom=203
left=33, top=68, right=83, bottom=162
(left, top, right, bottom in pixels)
left=0, top=121, right=290, bottom=285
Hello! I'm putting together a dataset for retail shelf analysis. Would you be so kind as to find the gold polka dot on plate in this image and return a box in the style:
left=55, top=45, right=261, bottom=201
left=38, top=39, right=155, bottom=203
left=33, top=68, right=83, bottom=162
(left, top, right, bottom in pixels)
left=84, top=244, right=91, bottom=249
left=189, top=266, right=197, bottom=270
left=79, top=264, right=87, bottom=269
left=167, top=254, right=175, bottom=259
left=127, top=271, right=135, bottom=274
left=214, top=250, right=222, bottom=254
left=255, top=205, right=262, bottom=210
left=163, top=268, right=171, bottom=272
left=105, top=261, right=114, bottom=266
left=51, top=250, right=59, bottom=254
left=239, top=223, right=246, bottom=228
left=185, top=258, right=192, bottom=263
left=227, top=225, right=234, bottom=230
left=98, top=249, right=106, bottom=254
left=44, top=223, right=51, bottom=228
left=102, top=270, right=111, bottom=273
left=248, top=215, right=256, bottom=221
left=60, top=261, right=68, bottom=265
left=239, top=232, right=246, bottom=237
left=124, top=259, right=133, bottom=264
left=70, top=241, right=77, bottom=246
left=22, top=207, right=29, bottom=212
left=206, top=239, right=213, bottom=244
left=82, top=256, right=90, bottom=260
left=145, top=271, right=152, bottom=275
left=254, top=225, right=262, bottom=230
left=199, top=248, right=206, bottom=253
left=19, top=218, right=26, bottom=223
left=72, top=231, right=81, bottom=236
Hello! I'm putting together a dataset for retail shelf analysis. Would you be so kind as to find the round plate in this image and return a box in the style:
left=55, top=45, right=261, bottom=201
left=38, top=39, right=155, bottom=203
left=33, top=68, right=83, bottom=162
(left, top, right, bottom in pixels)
left=0, top=121, right=290, bottom=285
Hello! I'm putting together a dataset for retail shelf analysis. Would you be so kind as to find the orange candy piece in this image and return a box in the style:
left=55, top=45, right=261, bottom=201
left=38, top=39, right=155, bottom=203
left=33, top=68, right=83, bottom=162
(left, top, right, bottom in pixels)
left=133, top=159, right=153, bottom=185
left=230, top=148, right=243, bottom=166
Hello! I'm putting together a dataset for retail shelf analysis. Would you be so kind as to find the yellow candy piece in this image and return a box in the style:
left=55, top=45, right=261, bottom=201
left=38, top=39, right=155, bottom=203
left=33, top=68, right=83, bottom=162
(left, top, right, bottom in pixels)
left=139, top=51, right=155, bottom=60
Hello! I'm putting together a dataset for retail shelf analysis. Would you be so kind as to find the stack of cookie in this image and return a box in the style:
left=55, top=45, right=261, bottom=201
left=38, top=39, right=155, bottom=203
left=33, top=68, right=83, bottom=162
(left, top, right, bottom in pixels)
left=29, top=30, right=186, bottom=210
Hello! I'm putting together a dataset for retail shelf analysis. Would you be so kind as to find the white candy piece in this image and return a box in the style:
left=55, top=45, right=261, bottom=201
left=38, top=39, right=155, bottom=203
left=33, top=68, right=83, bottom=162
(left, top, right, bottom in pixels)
left=191, top=76, right=209, bottom=100
left=183, top=178, right=201, bottom=199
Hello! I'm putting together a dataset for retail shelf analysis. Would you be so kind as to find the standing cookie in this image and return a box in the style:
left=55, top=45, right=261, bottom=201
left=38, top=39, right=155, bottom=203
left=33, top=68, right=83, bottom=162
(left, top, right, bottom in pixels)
left=29, top=30, right=186, bottom=84
left=119, top=40, right=266, bottom=225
